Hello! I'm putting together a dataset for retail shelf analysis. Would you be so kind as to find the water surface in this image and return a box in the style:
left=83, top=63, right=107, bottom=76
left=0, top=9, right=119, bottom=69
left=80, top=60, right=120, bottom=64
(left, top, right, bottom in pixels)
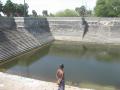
left=0, top=41, right=120, bottom=89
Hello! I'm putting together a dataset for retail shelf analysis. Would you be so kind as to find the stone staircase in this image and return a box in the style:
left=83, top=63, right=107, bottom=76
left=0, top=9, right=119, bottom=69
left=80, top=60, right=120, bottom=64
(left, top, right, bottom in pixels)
left=0, top=28, right=53, bottom=61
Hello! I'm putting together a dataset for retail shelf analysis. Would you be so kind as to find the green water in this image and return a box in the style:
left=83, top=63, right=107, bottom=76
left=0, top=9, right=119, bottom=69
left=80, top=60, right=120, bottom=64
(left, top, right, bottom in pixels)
left=0, top=41, right=120, bottom=89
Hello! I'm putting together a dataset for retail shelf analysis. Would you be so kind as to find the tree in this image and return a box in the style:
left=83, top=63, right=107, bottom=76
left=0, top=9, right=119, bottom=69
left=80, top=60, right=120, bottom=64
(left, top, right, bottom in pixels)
left=55, top=9, right=79, bottom=17
left=14, top=4, right=23, bottom=16
left=75, top=6, right=87, bottom=17
left=95, top=0, right=120, bottom=17
left=42, top=10, right=48, bottom=16
left=49, top=13, right=54, bottom=17
left=0, top=0, right=3, bottom=16
left=32, top=10, right=37, bottom=17
left=3, top=0, right=15, bottom=17
left=86, top=10, right=92, bottom=16
left=24, top=3, right=29, bottom=16
left=16, top=3, right=29, bottom=17
left=15, top=3, right=29, bottom=17
left=3, top=0, right=29, bottom=17
left=0, top=0, right=2, bottom=12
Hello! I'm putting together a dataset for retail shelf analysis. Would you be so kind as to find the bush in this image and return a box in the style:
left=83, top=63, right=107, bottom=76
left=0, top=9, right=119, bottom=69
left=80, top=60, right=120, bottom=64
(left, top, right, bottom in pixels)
left=55, top=9, right=79, bottom=17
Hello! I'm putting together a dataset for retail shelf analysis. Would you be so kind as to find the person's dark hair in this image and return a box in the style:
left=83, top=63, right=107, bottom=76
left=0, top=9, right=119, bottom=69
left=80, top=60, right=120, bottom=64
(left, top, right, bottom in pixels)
left=59, top=64, right=64, bottom=69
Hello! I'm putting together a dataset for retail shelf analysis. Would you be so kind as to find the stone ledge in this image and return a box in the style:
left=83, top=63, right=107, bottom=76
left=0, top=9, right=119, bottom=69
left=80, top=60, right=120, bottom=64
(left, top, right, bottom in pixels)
left=0, top=72, right=94, bottom=90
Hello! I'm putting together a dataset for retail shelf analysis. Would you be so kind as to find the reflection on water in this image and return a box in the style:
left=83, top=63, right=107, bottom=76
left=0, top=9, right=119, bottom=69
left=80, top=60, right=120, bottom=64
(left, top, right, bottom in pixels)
left=0, top=41, right=120, bottom=89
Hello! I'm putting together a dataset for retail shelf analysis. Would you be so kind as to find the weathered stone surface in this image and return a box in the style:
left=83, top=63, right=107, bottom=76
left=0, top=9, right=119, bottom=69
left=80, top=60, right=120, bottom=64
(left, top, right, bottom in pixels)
left=1, top=17, right=120, bottom=62
left=0, top=17, right=54, bottom=61
left=1, top=17, right=120, bottom=90
left=0, top=72, right=94, bottom=90
left=48, top=17, right=120, bottom=44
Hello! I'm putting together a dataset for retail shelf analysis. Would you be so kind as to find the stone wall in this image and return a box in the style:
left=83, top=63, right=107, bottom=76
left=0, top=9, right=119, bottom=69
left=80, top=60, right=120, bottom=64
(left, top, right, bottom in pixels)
left=48, top=17, right=120, bottom=44
left=1, top=17, right=120, bottom=61
left=0, top=17, right=54, bottom=61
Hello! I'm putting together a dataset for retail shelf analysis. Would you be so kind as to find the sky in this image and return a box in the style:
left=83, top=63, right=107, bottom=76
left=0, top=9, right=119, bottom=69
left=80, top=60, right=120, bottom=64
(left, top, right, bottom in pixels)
left=1, top=0, right=97, bottom=15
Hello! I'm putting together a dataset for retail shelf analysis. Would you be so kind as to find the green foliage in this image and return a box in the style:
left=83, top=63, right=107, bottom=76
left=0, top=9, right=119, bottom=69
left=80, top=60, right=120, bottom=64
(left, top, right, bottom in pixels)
left=49, top=13, right=54, bottom=17
left=75, top=6, right=93, bottom=17
left=75, top=6, right=86, bottom=17
left=32, top=10, right=37, bottom=17
left=0, top=0, right=3, bottom=12
left=42, top=10, right=48, bottom=16
left=86, top=10, right=92, bottom=16
left=23, top=3, right=29, bottom=16
left=2, top=0, right=29, bottom=17
left=15, top=3, right=29, bottom=17
left=95, top=0, right=120, bottom=17
left=3, top=0, right=15, bottom=16
left=14, top=4, right=24, bottom=16
left=55, top=9, right=79, bottom=17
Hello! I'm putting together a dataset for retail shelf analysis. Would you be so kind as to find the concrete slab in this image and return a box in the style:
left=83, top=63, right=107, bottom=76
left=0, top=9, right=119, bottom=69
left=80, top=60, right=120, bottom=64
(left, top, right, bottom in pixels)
left=0, top=72, right=94, bottom=90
